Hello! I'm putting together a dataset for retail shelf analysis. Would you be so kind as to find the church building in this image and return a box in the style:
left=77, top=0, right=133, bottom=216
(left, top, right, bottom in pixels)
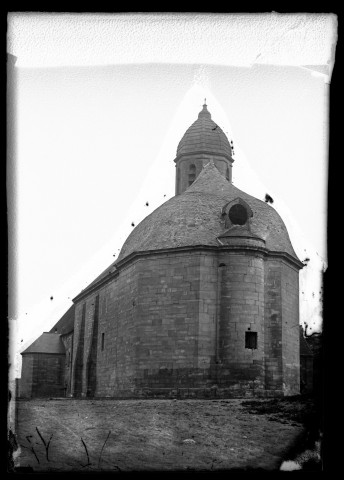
left=20, top=102, right=304, bottom=398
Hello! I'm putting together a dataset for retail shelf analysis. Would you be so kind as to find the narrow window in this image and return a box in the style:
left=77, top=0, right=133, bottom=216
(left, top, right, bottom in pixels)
left=245, top=332, right=257, bottom=349
left=68, top=351, right=71, bottom=366
left=226, top=165, right=230, bottom=181
left=177, top=167, right=181, bottom=192
left=188, top=164, right=196, bottom=186
left=101, top=333, right=105, bottom=351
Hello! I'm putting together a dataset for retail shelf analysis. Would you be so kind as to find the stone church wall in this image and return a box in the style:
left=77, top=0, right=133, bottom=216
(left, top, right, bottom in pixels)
left=21, top=353, right=65, bottom=397
left=133, top=251, right=211, bottom=394
left=61, top=332, right=73, bottom=396
left=281, top=262, right=300, bottom=395
left=264, top=258, right=300, bottom=396
left=20, top=354, right=34, bottom=398
left=264, top=259, right=284, bottom=394
left=71, top=303, right=86, bottom=396
left=72, top=260, right=140, bottom=397
left=216, top=251, right=266, bottom=396
left=70, top=248, right=300, bottom=398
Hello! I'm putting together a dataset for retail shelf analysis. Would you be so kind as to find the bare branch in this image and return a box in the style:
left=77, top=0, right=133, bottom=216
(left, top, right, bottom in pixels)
left=36, top=427, right=53, bottom=461
left=81, top=437, right=91, bottom=467
left=25, top=437, right=40, bottom=464
left=98, top=431, right=111, bottom=469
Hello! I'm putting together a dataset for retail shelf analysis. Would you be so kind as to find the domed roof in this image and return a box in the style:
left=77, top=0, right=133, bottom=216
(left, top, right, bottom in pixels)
left=117, top=162, right=301, bottom=264
left=175, top=103, right=232, bottom=161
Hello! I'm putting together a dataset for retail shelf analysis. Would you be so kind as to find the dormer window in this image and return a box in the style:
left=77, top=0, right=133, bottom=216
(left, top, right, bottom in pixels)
left=188, top=164, right=196, bottom=186
left=222, top=198, right=253, bottom=230
left=228, top=204, right=248, bottom=225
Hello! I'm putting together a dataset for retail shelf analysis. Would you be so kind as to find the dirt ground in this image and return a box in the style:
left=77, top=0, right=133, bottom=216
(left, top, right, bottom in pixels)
left=11, top=396, right=319, bottom=472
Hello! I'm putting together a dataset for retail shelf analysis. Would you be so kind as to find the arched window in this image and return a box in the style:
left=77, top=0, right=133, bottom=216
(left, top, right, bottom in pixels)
left=226, top=165, right=230, bottom=181
left=177, top=167, right=181, bottom=192
left=188, top=164, right=196, bottom=186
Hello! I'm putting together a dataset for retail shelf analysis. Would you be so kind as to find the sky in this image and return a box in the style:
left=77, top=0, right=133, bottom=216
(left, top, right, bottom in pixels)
left=7, top=13, right=336, bottom=379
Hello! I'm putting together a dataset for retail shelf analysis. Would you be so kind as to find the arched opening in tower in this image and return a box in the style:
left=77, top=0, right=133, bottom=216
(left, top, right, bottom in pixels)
left=188, top=164, right=196, bottom=186
left=177, top=167, right=181, bottom=193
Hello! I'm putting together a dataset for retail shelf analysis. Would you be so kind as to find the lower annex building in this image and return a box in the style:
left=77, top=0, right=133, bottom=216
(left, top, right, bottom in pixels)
left=20, top=102, right=305, bottom=399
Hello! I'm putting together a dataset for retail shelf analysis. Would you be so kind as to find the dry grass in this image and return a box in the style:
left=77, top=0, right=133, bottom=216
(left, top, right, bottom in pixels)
left=12, top=396, right=316, bottom=472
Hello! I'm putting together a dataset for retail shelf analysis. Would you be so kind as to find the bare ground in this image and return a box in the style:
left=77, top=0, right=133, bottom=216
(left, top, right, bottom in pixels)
left=11, top=396, right=318, bottom=472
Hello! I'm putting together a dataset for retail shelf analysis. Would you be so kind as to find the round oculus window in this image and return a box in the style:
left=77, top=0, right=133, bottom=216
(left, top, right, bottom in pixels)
left=228, top=204, right=248, bottom=225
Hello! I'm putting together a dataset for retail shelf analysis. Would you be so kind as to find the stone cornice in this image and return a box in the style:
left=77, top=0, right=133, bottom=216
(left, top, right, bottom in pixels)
left=174, top=151, right=234, bottom=164
left=21, top=351, right=65, bottom=356
left=73, top=244, right=303, bottom=303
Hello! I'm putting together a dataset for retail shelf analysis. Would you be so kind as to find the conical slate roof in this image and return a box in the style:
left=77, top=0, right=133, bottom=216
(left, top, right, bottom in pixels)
left=117, top=161, right=301, bottom=264
left=176, top=103, right=232, bottom=161
left=21, top=332, right=65, bottom=355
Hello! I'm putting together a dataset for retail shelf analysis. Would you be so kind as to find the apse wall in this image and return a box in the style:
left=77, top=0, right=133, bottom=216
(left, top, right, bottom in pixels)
left=70, top=245, right=300, bottom=398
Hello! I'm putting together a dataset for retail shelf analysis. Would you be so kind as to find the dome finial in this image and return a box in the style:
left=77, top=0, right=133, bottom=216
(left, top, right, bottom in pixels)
left=199, top=100, right=210, bottom=118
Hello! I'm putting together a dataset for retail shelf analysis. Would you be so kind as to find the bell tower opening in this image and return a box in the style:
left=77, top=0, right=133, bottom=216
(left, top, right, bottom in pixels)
left=188, top=164, right=196, bottom=186
left=176, top=166, right=181, bottom=195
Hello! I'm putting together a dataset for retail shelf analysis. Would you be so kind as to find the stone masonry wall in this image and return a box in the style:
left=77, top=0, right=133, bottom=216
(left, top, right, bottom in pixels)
left=281, top=263, right=300, bottom=395
left=264, top=259, right=283, bottom=394
left=20, top=354, right=34, bottom=398
left=31, top=354, right=65, bottom=397
left=85, top=294, right=100, bottom=397
left=217, top=251, right=265, bottom=395
left=76, top=293, right=98, bottom=397
left=133, top=252, right=204, bottom=394
left=197, top=253, right=218, bottom=368
left=91, top=261, right=139, bottom=397
left=71, top=303, right=86, bottom=396
left=70, top=248, right=300, bottom=398
left=61, top=332, right=73, bottom=396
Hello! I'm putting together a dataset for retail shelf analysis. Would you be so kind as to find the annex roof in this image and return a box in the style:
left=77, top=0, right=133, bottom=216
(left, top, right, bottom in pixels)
left=21, top=332, right=65, bottom=355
